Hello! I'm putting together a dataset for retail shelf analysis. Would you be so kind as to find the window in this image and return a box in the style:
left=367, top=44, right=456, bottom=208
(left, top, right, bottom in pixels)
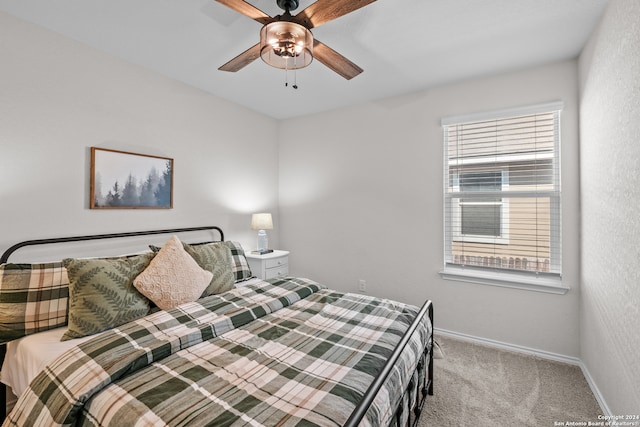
left=453, top=170, right=509, bottom=244
left=441, top=102, right=566, bottom=294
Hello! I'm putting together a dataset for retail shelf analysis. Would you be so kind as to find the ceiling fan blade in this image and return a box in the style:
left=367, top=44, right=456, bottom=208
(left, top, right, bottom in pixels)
left=215, top=0, right=274, bottom=25
left=293, top=0, right=377, bottom=29
left=312, top=39, right=363, bottom=80
left=218, top=43, right=261, bottom=72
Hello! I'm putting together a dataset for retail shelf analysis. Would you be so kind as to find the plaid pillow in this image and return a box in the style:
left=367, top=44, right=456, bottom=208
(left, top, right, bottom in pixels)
left=0, top=262, right=69, bottom=343
left=223, top=241, right=253, bottom=282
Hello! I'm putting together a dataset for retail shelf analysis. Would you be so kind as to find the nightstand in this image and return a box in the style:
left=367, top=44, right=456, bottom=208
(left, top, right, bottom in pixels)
left=245, top=250, right=289, bottom=280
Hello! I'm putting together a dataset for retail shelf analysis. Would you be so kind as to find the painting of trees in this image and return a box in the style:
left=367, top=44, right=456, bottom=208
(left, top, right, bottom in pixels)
left=154, top=162, right=172, bottom=207
left=90, top=148, right=173, bottom=209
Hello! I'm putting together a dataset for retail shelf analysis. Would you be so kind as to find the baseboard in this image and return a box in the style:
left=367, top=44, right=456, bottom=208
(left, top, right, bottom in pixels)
left=578, top=361, right=613, bottom=418
left=434, top=327, right=612, bottom=417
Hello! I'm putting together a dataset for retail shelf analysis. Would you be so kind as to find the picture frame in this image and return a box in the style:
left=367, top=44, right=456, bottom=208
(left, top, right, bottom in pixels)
left=90, top=147, right=173, bottom=209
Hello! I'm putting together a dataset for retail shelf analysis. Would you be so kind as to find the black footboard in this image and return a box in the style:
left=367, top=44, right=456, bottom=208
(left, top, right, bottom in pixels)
left=344, top=299, right=434, bottom=427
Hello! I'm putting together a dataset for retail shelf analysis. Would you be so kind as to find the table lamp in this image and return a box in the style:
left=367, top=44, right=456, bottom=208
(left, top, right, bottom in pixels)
left=251, top=213, right=273, bottom=254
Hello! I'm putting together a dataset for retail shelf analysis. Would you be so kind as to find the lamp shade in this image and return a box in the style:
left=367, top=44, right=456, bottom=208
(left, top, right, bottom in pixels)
left=251, top=213, right=273, bottom=230
left=259, top=21, right=313, bottom=70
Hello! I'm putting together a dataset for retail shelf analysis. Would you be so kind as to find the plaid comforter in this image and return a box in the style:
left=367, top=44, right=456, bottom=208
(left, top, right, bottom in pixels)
left=3, top=277, right=431, bottom=427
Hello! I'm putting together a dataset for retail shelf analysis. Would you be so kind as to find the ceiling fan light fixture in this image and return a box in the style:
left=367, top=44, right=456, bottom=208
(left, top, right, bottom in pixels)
left=260, top=21, right=313, bottom=70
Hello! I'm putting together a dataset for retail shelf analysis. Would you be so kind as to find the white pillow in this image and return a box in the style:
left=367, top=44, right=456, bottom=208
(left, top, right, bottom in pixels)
left=133, top=236, right=213, bottom=310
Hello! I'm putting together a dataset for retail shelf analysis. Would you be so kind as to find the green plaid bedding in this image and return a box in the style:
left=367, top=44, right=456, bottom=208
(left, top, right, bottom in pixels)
left=3, top=278, right=431, bottom=427
left=0, top=262, right=69, bottom=343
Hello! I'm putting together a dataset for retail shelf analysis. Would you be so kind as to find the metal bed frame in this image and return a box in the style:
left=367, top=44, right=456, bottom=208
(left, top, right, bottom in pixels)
left=0, top=226, right=433, bottom=426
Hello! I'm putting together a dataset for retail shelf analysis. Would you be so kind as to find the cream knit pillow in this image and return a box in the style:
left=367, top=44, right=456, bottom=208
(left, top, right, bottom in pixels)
left=133, top=236, right=213, bottom=310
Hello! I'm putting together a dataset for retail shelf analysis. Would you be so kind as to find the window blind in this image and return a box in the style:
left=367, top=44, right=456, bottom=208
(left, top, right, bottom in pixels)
left=442, top=102, right=562, bottom=281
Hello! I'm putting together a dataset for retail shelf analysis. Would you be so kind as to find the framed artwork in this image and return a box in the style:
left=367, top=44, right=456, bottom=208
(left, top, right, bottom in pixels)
left=90, top=147, right=173, bottom=209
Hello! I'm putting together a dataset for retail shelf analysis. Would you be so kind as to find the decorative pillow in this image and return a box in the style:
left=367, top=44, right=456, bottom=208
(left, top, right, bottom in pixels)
left=0, top=262, right=69, bottom=343
left=182, top=242, right=235, bottom=296
left=150, top=241, right=253, bottom=283
left=62, top=253, right=154, bottom=341
left=134, top=236, right=213, bottom=310
left=223, top=241, right=253, bottom=282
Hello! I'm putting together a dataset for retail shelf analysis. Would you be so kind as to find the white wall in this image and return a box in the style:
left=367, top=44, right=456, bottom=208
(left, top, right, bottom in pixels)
left=578, top=0, right=640, bottom=414
left=0, top=12, right=279, bottom=259
left=279, top=60, right=582, bottom=357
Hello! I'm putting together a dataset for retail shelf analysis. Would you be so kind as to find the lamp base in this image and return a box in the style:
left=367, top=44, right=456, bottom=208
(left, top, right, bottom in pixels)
left=256, top=229, right=269, bottom=252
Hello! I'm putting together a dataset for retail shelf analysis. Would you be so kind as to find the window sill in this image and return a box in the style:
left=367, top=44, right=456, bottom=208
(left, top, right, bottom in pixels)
left=439, top=266, right=569, bottom=295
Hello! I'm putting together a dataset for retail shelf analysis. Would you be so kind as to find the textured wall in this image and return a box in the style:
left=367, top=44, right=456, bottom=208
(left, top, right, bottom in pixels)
left=579, top=0, right=640, bottom=413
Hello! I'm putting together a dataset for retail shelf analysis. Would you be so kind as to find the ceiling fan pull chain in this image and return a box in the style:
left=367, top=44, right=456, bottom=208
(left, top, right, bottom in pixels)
left=292, top=56, right=298, bottom=89
left=284, top=61, right=289, bottom=87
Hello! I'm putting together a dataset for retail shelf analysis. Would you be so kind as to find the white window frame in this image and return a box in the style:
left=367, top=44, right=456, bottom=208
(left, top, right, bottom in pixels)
left=440, top=101, right=567, bottom=294
left=452, top=169, right=510, bottom=245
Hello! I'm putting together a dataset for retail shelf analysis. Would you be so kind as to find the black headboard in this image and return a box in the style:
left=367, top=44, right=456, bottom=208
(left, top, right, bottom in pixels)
left=0, top=226, right=224, bottom=264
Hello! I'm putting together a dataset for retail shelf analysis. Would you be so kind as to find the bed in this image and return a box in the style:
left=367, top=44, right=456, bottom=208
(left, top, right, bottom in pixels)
left=0, top=226, right=433, bottom=427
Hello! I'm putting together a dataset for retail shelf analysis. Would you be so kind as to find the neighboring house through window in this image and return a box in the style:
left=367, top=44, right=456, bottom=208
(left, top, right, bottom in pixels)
left=453, top=170, right=509, bottom=244
left=440, top=102, right=566, bottom=294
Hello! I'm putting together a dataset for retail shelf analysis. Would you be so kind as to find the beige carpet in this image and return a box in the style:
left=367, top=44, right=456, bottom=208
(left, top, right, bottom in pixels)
left=418, top=335, right=602, bottom=427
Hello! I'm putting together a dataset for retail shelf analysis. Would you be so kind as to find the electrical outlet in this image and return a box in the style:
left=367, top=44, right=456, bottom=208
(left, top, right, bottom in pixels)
left=358, top=279, right=366, bottom=293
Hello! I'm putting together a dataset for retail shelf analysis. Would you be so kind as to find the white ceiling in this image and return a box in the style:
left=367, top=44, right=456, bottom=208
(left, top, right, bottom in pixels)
left=0, top=0, right=608, bottom=119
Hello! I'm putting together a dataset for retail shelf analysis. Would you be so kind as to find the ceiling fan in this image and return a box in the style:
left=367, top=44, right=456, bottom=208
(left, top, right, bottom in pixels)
left=216, top=0, right=376, bottom=80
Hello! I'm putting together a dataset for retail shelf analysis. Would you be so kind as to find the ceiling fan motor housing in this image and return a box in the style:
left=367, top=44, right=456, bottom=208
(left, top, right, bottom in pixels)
left=277, top=0, right=299, bottom=12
